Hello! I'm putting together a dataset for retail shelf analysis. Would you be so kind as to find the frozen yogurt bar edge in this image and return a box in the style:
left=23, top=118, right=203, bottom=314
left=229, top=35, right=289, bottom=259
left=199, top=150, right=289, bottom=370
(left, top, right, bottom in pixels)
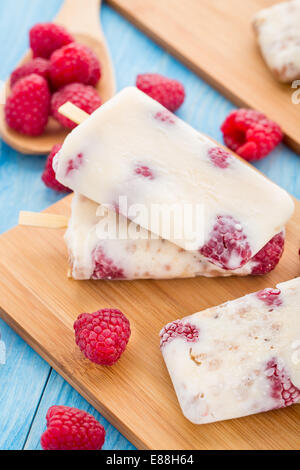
left=253, top=0, right=300, bottom=82
left=65, top=194, right=286, bottom=280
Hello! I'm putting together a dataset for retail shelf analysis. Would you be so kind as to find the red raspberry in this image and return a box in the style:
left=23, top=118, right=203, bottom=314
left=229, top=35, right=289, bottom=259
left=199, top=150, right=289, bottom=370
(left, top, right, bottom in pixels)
left=208, top=147, right=232, bottom=169
left=41, top=406, right=105, bottom=450
left=42, top=144, right=71, bottom=192
left=160, top=320, right=199, bottom=349
left=251, top=232, right=285, bottom=275
left=154, top=110, right=176, bottom=123
left=65, top=153, right=84, bottom=177
left=10, top=58, right=51, bottom=88
left=83, top=46, right=101, bottom=86
left=256, top=288, right=282, bottom=307
left=50, top=43, right=92, bottom=89
left=74, top=308, right=131, bottom=366
left=136, top=73, right=185, bottom=112
left=221, top=109, right=283, bottom=161
left=135, top=165, right=154, bottom=179
left=200, top=215, right=252, bottom=270
left=5, top=74, right=50, bottom=136
left=265, top=359, right=300, bottom=408
left=51, top=83, right=101, bottom=129
left=92, top=247, right=125, bottom=280
left=30, top=22, right=74, bottom=59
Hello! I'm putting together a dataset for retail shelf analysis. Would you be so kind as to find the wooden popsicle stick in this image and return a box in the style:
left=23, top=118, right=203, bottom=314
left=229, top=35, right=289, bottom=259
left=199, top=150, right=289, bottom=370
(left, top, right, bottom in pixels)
left=19, top=211, right=69, bottom=229
left=58, top=103, right=90, bottom=126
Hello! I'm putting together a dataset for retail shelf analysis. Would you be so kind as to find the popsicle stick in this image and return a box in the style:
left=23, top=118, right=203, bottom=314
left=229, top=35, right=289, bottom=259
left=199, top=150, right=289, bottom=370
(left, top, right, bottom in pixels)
left=19, top=211, right=69, bottom=229
left=58, top=103, right=90, bottom=126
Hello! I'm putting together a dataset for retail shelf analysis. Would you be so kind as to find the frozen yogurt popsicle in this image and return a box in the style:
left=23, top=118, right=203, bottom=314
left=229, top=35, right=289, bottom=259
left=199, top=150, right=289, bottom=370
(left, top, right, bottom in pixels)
left=66, top=194, right=285, bottom=280
left=55, top=87, right=294, bottom=270
left=253, top=0, right=300, bottom=82
left=160, top=277, right=300, bottom=424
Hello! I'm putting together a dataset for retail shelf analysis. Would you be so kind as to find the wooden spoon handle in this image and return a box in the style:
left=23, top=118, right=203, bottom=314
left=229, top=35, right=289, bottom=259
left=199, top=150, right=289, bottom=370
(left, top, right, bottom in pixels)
left=55, top=0, right=103, bottom=38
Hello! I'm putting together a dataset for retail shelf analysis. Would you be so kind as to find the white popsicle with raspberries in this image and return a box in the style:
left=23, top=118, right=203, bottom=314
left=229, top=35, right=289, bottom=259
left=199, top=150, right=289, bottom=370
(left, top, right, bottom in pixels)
left=65, top=194, right=287, bottom=280
left=253, top=0, right=300, bottom=83
left=54, top=87, right=294, bottom=273
left=160, top=277, right=300, bottom=424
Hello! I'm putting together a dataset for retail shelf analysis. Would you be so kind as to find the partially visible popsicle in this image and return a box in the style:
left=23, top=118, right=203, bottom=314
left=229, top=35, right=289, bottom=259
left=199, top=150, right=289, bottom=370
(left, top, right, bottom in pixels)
left=160, top=277, right=300, bottom=424
left=253, top=0, right=300, bottom=82
left=54, top=87, right=294, bottom=271
left=65, top=194, right=285, bottom=280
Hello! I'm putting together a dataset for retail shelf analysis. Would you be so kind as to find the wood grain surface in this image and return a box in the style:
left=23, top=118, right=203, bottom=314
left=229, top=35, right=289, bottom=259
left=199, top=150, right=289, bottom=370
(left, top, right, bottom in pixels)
left=107, top=0, right=300, bottom=153
left=0, top=193, right=299, bottom=450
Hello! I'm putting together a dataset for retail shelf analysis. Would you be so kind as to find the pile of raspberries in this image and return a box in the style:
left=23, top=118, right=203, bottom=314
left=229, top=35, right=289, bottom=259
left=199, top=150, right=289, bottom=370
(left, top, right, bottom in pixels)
left=5, top=22, right=102, bottom=136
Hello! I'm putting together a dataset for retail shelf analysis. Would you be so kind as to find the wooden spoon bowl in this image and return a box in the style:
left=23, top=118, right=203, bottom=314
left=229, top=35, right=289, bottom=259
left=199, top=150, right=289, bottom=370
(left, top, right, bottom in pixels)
left=0, top=0, right=115, bottom=155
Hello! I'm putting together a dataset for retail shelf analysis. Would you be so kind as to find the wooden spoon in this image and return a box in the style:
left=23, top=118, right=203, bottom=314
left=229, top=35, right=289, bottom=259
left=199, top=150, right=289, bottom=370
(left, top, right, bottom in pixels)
left=0, top=0, right=115, bottom=155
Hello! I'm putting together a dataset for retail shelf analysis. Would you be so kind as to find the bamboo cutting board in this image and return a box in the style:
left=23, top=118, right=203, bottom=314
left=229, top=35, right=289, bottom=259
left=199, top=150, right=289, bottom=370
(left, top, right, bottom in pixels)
left=107, top=0, right=300, bottom=153
left=0, top=194, right=299, bottom=450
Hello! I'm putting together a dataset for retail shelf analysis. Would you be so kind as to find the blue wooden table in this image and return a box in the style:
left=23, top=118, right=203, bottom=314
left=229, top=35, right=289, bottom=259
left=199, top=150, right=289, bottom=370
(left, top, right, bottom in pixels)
left=0, top=0, right=299, bottom=451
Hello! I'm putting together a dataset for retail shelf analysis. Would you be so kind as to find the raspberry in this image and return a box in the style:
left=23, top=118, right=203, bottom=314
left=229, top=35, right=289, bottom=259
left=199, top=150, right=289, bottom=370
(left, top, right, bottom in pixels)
left=136, top=73, right=185, bottom=112
left=257, top=288, right=282, bottom=307
left=41, top=406, right=105, bottom=450
left=50, top=43, right=93, bottom=89
left=135, top=165, right=154, bottom=179
left=74, top=308, right=131, bottom=366
left=10, top=58, right=51, bottom=88
left=155, top=110, right=176, bottom=124
left=5, top=74, right=50, bottom=136
left=265, top=359, right=300, bottom=408
left=30, top=22, right=74, bottom=59
left=208, top=147, right=232, bottom=169
left=65, top=153, right=84, bottom=177
left=51, top=83, right=101, bottom=129
left=83, top=46, right=101, bottom=86
left=42, top=144, right=71, bottom=192
left=200, top=215, right=252, bottom=270
left=221, top=109, right=283, bottom=161
left=251, top=232, right=285, bottom=275
left=92, top=247, right=125, bottom=280
left=160, top=320, right=199, bottom=349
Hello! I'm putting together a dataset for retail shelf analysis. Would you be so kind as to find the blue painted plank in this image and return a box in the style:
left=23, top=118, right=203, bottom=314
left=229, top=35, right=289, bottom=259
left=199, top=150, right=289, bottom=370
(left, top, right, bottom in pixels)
left=0, top=319, right=50, bottom=450
left=0, top=0, right=299, bottom=451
